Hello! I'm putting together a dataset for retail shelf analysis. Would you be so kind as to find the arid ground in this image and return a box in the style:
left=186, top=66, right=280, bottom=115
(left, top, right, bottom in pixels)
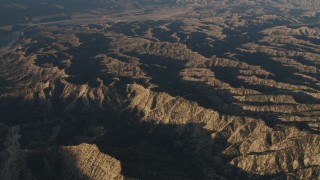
left=0, top=0, right=320, bottom=179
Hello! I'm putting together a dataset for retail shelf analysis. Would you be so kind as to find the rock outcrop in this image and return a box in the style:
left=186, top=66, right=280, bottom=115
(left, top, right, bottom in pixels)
left=0, top=0, right=320, bottom=179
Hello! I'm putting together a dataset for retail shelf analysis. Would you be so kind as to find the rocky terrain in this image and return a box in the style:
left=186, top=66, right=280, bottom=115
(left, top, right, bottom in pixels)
left=0, top=0, right=320, bottom=179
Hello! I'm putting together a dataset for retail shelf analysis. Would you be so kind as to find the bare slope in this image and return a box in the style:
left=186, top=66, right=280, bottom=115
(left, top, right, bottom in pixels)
left=0, top=1, right=320, bottom=180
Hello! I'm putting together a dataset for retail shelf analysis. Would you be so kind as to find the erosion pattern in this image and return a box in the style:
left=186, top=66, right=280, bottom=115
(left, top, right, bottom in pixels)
left=0, top=1, right=320, bottom=180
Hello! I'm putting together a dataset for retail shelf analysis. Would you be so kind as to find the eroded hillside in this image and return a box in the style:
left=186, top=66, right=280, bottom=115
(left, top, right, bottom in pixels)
left=0, top=1, right=320, bottom=179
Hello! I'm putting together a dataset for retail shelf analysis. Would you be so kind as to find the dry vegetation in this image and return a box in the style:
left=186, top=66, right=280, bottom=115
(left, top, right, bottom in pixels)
left=0, top=1, right=320, bottom=179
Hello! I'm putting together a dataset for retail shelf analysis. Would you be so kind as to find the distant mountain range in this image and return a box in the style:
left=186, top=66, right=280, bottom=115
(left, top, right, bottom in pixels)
left=2, top=0, right=320, bottom=7
left=1, top=0, right=320, bottom=26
